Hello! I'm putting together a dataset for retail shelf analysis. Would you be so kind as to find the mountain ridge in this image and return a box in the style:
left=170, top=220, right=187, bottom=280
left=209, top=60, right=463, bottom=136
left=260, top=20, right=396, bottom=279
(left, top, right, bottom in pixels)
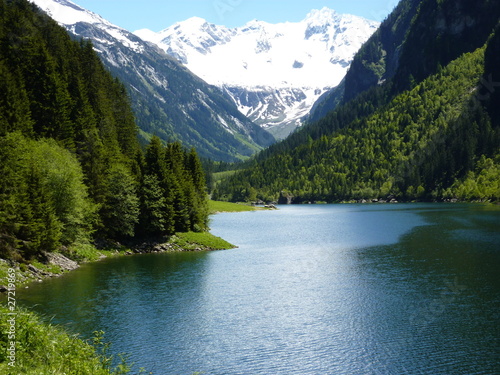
left=135, top=8, right=379, bottom=138
left=309, top=0, right=500, bottom=123
left=30, top=0, right=275, bottom=162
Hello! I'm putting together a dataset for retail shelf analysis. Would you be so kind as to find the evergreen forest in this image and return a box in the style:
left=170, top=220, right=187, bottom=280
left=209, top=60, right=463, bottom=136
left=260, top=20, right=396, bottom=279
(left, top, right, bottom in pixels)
left=0, top=0, right=209, bottom=261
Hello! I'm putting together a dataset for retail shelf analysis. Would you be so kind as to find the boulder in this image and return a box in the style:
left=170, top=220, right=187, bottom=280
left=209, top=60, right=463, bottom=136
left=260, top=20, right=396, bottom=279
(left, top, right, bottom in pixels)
left=44, top=252, right=79, bottom=271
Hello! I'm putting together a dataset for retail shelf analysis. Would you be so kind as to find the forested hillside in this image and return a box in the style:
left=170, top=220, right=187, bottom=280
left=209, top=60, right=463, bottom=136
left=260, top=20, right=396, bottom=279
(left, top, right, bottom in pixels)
left=216, top=0, right=500, bottom=203
left=0, top=0, right=208, bottom=261
left=309, top=0, right=500, bottom=122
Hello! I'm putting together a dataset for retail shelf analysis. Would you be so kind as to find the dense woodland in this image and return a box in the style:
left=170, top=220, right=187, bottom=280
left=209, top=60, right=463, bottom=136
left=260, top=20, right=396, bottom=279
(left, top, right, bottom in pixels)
left=216, top=0, right=500, bottom=203
left=0, top=0, right=208, bottom=261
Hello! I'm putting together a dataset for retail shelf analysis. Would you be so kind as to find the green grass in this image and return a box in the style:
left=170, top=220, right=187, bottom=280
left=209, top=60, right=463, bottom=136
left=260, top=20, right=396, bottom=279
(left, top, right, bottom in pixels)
left=0, top=232, right=231, bottom=374
left=173, top=232, right=236, bottom=250
left=62, top=243, right=128, bottom=263
left=0, top=261, right=9, bottom=283
left=0, top=301, right=206, bottom=373
left=208, top=200, right=256, bottom=214
left=0, top=304, right=117, bottom=374
left=30, top=261, right=63, bottom=275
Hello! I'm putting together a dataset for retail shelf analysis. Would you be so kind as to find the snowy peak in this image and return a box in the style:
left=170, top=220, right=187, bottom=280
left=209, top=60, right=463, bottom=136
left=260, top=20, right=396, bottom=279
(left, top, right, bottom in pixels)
left=241, top=19, right=272, bottom=31
left=136, top=18, right=236, bottom=64
left=305, top=7, right=338, bottom=25
left=31, top=0, right=145, bottom=53
left=136, top=8, right=378, bottom=88
left=33, top=0, right=110, bottom=27
left=30, top=0, right=274, bottom=160
left=134, top=7, right=378, bottom=138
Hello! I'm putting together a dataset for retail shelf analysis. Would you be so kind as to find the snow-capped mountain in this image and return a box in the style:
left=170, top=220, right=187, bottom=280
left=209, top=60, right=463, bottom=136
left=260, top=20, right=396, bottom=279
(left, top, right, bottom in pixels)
left=32, top=0, right=144, bottom=52
left=136, top=9, right=379, bottom=138
left=30, top=0, right=274, bottom=162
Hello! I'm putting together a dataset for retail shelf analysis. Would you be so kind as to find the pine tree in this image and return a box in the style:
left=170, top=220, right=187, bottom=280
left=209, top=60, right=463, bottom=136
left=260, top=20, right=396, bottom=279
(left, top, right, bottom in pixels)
left=100, top=164, right=140, bottom=239
left=21, top=164, right=62, bottom=259
left=139, top=174, right=168, bottom=237
left=186, top=148, right=209, bottom=231
left=142, top=136, right=175, bottom=235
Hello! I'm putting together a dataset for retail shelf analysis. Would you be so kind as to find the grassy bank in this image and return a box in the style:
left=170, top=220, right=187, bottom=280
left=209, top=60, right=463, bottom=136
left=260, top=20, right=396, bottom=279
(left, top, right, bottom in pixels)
left=0, top=304, right=127, bottom=374
left=0, top=231, right=235, bottom=289
left=208, top=200, right=257, bottom=213
left=173, top=232, right=236, bottom=250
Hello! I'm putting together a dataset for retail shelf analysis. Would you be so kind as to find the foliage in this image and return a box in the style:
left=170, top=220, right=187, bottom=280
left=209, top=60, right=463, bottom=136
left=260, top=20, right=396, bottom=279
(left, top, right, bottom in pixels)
left=0, top=0, right=210, bottom=261
left=100, top=164, right=140, bottom=239
left=310, top=0, right=500, bottom=122
left=0, top=133, right=95, bottom=259
left=217, top=0, right=500, bottom=203
left=139, top=137, right=209, bottom=237
left=0, top=305, right=112, bottom=374
left=443, top=154, right=500, bottom=200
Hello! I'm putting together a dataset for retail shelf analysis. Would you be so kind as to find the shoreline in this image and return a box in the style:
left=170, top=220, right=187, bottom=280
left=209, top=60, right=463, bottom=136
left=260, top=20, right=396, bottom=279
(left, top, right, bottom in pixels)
left=0, top=229, right=235, bottom=373
left=0, top=231, right=235, bottom=292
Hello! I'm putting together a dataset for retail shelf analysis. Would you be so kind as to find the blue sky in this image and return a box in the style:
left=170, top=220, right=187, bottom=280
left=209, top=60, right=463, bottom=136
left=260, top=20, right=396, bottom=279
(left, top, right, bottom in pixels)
left=73, top=0, right=398, bottom=32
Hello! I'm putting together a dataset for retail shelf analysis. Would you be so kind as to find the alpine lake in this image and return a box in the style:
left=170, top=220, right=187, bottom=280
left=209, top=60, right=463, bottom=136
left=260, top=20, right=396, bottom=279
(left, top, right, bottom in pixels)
left=14, top=203, right=500, bottom=374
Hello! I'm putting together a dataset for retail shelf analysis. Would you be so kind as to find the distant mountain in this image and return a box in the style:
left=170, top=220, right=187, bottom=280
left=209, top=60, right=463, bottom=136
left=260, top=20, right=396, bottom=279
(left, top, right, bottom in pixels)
left=31, top=0, right=275, bottom=162
left=136, top=8, right=379, bottom=139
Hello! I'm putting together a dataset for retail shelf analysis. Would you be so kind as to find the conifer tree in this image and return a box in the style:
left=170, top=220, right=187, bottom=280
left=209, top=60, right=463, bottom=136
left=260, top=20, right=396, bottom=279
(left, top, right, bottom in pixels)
left=100, top=164, right=140, bottom=239
left=186, top=148, right=209, bottom=231
left=22, top=164, right=62, bottom=259
left=0, top=0, right=211, bottom=261
left=142, top=136, right=175, bottom=235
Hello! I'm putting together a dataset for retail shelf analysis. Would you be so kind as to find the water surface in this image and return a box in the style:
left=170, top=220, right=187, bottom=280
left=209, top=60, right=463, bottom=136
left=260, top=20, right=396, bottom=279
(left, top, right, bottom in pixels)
left=14, top=204, right=500, bottom=374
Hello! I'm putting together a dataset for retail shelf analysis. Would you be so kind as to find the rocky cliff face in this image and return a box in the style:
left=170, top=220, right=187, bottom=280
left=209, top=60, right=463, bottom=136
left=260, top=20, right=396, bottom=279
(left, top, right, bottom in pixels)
left=308, top=0, right=421, bottom=123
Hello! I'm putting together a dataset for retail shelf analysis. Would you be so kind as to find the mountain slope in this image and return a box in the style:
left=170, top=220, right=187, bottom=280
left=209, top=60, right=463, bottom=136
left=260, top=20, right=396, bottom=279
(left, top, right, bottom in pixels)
left=308, top=0, right=421, bottom=122
left=31, top=0, right=274, bottom=162
left=309, top=0, right=500, bottom=122
left=215, top=0, right=500, bottom=203
left=136, top=9, right=379, bottom=139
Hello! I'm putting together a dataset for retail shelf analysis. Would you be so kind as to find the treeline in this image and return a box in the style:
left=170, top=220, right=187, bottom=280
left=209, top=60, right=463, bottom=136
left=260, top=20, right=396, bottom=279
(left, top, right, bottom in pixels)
left=0, top=0, right=208, bottom=261
left=216, top=39, right=500, bottom=203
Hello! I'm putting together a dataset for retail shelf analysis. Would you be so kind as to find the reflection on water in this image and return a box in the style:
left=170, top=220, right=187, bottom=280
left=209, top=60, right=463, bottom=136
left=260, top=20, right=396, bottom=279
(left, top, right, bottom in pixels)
left=13, top=204, right=500, bottom=374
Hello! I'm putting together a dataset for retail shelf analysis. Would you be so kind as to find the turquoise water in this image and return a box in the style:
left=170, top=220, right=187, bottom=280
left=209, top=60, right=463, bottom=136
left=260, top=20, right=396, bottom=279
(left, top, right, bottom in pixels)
left=15, top=204, right=500, bottom=374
